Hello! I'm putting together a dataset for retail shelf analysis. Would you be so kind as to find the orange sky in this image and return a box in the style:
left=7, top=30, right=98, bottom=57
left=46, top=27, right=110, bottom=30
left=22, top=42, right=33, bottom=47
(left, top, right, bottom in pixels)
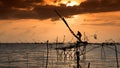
left=0, top=11, right=120, bottom=43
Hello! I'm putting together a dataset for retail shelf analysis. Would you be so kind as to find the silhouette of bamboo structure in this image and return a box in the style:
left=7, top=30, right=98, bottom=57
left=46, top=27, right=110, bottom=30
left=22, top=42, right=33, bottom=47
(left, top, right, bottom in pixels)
left=101, top=44, right=106, bottom=60
left=56, top=37, right=58, bottom=66
left=82, top=44, right=87, bottom=62
left=115, top=45, right=119, bottom=68
left=88, top=62, right=90, bottom=68
left=26, top=53, right=29, bottom=68
left=7, top=53, right=11, bottom=68
left=55, top=9, right=88, bottom=68
left=46, top=40, right=49, bottom=68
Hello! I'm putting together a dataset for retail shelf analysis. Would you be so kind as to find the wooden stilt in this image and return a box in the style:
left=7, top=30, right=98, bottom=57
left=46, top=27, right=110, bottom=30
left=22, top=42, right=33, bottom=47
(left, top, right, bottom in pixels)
left=46, top=40, right=49, bottom=68
left=115, top=45, right=119, bottom=68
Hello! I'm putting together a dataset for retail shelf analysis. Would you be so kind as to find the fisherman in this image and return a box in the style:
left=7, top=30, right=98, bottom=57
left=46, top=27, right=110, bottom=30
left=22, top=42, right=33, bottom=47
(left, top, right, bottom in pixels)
left=77, top=31, right=82, bottom=42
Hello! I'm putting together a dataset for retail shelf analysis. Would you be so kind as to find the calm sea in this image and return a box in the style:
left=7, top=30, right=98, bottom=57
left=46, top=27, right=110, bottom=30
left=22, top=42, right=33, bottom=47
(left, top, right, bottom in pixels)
left=0, top=43, right=120, bottom=68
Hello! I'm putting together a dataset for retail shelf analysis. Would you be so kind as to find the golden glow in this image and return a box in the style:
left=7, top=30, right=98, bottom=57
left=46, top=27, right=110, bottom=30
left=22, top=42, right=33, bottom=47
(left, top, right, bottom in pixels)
left=60, top=0, right=85, bottom=7
left=33, top=0, right=85, bottom=6
left=66, top=1, right=79, bottom=7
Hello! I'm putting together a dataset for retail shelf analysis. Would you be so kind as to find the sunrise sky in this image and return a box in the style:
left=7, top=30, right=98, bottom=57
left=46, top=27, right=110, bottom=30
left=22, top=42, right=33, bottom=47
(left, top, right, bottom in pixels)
left=0, top=0, right=120, bottom=43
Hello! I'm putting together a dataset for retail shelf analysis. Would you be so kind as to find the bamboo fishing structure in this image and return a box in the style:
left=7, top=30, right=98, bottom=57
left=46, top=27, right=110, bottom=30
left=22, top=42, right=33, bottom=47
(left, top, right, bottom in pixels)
left=55, top=9, right=88, bottom=68
left=54, top=9, right=120, bottom=68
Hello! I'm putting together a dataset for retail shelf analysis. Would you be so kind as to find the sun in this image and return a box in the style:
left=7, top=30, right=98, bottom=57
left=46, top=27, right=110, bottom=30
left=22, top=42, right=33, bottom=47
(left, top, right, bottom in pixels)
left=66, top=1, right=79, bottom=7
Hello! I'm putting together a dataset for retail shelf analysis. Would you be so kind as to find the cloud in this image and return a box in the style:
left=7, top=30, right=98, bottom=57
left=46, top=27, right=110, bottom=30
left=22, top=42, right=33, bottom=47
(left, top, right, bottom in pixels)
left=0, top=0, right=44, bottom=7
left=80, top=0, right=120, bottom=9
left=0, top=0, right=70, bottom=20
left=81, top=22, right=120, bottom=26
left=0, top=0, right=120, bottom=20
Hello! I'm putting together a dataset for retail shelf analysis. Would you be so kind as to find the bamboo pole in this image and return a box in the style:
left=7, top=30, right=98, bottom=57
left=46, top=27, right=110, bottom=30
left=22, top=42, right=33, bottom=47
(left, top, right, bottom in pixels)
left=46, top=40, right=49, bottom=68
left=88, top=62, right=90, bottom=68
left=76, top=50, right=81, bottom=68
left=43, top=51, right=44, bottom=67
left=26, top=53, right=29, bottom=68
left=115, top=45, right=119, bottom=68
left=54, top=10, right=81, bottom=42
left=56, top=37, right=58, bottom=66
left=8, top=53, right=11, bottom=68
left=83, top=45, right=86, bottom=62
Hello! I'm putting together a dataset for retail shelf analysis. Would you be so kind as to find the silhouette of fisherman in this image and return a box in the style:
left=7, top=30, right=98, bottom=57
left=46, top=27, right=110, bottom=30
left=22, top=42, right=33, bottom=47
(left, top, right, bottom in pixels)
left=77, top=31, right=82, bottom=42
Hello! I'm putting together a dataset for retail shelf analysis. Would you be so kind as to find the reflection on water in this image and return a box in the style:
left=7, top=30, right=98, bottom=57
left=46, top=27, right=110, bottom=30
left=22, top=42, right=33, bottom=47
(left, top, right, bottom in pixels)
left=0, top=43, right=120, bottom=68
left=0, top=11, right=120, bottom=43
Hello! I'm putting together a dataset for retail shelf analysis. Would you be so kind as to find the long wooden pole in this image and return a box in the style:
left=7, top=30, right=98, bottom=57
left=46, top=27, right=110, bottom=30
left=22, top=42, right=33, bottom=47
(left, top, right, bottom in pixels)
left=46, top=40, right=49, bottom=68
left=88, top=62, right=90, bottom=68
left=115, top=45, right=119, bottom=68
left=76, top=50, right=81, bottom=68
left=8, top=53, right=11, bottom=68
left=27, top=53, right=29, bottom=68
left=54, top=10, right=81, bottom=42
left=56, top=37, right=58, bottom=66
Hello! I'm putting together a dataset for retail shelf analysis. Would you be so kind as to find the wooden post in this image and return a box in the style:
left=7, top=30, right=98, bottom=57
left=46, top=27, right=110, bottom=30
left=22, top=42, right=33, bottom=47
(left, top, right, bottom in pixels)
left=46, top=40, right=49, bottom=68
left=101, top=44, right=106, bottom=60
left=76, top=50, right=81, bottom=68
left=42, top=51, right=44, bottom=67
left=115, top=45, right=119, bottom=68
left=64, top=50, right=66, bottom=63
left=88, top=62, right=90, bottom=68
left=8, top=53, right=11, bottom=68
left=56, top=37, right=58, bottom=66
left=26, top=53, right=29, bottom=68
left=83, top=45, right=86, bottom=62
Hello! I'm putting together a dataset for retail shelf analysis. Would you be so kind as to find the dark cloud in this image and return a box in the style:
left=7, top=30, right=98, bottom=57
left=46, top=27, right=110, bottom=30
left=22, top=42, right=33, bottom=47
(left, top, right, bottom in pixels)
left=80, top=0, right=120, bottom=9
left=0, top=0, right=120, bottom=20
left=0, top=0, right=44, bottom=8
